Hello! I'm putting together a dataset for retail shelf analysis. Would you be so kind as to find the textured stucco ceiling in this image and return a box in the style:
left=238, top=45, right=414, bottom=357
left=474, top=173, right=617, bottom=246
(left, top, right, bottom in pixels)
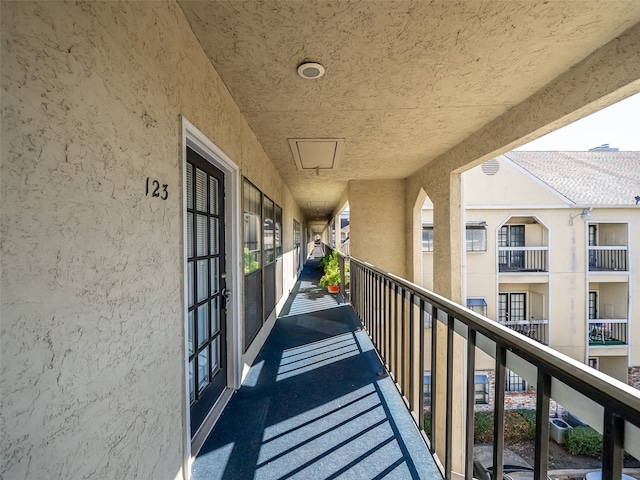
left=178, top=1, right=640, bottom=221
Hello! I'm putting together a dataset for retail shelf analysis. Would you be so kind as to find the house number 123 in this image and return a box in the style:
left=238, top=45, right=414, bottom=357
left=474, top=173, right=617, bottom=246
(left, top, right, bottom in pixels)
left=146, top=177, right=168, bottom=200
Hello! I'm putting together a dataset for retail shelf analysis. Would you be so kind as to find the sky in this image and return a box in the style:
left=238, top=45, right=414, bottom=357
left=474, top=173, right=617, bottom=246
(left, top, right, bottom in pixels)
left=515, top=92, right=640, bottom=151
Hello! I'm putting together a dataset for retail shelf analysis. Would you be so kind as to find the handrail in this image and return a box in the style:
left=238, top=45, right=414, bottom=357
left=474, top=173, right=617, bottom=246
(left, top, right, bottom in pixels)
left=345, top=254, right=640, bottom=480
left=589, top=318, right=628, bottom=324
left=588, top=319, right=628, bottom=345
left=588, top=246, right=628, bottom=271
left=499, top=319, right=548, bottom=344
left=498, top=247, right=548, bottom=272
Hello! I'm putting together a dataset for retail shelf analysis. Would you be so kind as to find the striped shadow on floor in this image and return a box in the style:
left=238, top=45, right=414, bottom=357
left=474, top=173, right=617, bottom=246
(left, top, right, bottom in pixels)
left=191, top=257, right=441, bottom=480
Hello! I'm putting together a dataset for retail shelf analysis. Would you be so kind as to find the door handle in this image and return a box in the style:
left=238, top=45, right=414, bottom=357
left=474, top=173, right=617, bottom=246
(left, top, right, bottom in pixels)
left=222, top=288, right=231, bottom=308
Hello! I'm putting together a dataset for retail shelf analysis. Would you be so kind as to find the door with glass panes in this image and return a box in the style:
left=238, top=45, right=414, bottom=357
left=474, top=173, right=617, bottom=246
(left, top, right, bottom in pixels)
left=498, top=292, right=527, bottom=324
left=186, top=147, right=227, bottom=437
left=498, top=225, right=525, bottom=271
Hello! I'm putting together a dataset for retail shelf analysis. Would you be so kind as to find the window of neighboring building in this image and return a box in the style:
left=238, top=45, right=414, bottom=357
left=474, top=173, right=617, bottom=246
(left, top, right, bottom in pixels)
left=588, top=291, right=598, bottom=319
left=243, top=180, right=261, bottom=274
left=467, top=298, right=487, bottom=316
left=422, top=225, right=434, bottom=252
left=423, top=373, right=431, bottom=406
left=423, top=310, right=432, bottom=329
left=498, top=224, right=525, bottom=270
left=475, top=374, right=489, bottom=404
left=423, top=224, right=486, bottom=252
left=424, top=372, right=488, bottom=405
left=505, top=369, right=527, bottom=391
left=498, top=292, right=527, bottom=323
left=466, top=225, right=487, bottom=252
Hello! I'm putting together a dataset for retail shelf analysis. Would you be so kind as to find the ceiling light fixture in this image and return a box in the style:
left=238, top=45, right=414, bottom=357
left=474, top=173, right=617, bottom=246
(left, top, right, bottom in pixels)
left=297, top=62, right=325, bottom=80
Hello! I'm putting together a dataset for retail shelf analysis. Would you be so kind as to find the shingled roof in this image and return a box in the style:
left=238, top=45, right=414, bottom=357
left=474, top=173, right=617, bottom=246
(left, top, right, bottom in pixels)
left=503, top=151, right=640, bottom=206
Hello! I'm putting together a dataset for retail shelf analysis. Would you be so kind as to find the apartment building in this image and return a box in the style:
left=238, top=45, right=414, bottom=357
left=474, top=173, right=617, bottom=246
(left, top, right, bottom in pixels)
left=422, top=151, right=640, bottom=406
left=3, top=2, right=640, bottom=478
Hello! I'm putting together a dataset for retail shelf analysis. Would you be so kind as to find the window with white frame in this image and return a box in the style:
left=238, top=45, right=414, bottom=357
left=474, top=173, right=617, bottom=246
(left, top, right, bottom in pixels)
left=423, top=373, right=431, bottom=406
left=423, top=224, right=486, bottom=252
left=424, top=372, right=488, bottom=405
left=422, top=225, right=434, bottom=252
left=475, top=374, right=489, bottom=404
left=466, top=225, right=487, bottom=251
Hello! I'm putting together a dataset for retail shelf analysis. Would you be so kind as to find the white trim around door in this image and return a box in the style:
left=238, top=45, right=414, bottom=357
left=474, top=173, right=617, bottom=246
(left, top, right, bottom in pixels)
left=181, top=117, right=242, bottom=476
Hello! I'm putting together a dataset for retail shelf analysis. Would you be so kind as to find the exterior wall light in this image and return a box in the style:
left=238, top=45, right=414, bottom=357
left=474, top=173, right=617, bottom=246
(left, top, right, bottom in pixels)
left=569, top=208, right=591, bottom=225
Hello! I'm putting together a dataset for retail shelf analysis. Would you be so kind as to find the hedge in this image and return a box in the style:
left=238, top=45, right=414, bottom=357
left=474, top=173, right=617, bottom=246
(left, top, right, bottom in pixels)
left=564, top=426, right=602, bottom=458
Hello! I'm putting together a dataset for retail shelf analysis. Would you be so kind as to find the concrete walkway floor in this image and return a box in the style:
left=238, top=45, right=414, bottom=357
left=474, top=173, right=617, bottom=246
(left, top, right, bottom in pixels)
left=191, top=252, right=441, bottom=480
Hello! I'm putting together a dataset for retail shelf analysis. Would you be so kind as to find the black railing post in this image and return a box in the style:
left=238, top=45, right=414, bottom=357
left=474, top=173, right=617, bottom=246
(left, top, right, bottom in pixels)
left=399, top=288, right=406, bottom=396
left=602, top=408, right=624, bottom=479
left=419, top=298, right=425, bottom=433
left=430, top=305, right=438, bottom=452
left=493, top=345, right=506, bottom=480
left=385, top=279, right=391, bottom=370
left=534, top=369, right=550, bottom=480
left=409, top=293, right=415, bottom=416
left=392, top=283, right=399, bottom=381
left=465, top=328, right=476, bottom=480
left=445, top=314, right=454, bottom=480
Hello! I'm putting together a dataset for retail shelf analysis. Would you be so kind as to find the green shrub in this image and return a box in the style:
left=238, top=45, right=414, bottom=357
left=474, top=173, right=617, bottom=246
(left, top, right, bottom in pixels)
left=423, top=413, right=431, bottom=435
left=515, top=409, right=536, bottom=439
left=565, top=426, right=602, bottom=458
left=473, top=410, right=537, bottom=443
left=474, top=412, right=494, bottom=443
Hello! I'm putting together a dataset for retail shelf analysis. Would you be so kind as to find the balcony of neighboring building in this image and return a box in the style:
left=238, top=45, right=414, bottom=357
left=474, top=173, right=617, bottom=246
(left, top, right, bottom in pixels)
left=497, top=217, right=549, bottom=282
left=587, top=286, right=629, bottom=352
left=496, top=287, right=549, bottom=345
left=588, top=222, right=629, bottom=277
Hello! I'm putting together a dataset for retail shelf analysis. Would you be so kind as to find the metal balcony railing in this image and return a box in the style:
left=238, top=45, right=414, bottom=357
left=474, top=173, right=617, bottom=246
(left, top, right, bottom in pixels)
left=589, top=246, right=628, bottom=271
left=340, top=252, right=640, bottom=480
left=499, top=319, right=548, bottom=345
left=588, top=319, right=628, bottom=345
left=498, top=246, right=548, bottom=272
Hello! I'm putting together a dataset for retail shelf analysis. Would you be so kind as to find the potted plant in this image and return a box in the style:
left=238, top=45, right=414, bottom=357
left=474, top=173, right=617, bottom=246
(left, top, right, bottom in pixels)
left=319, top=265, right=341, bottom=293
left=319, top=251, right=336, bottom=272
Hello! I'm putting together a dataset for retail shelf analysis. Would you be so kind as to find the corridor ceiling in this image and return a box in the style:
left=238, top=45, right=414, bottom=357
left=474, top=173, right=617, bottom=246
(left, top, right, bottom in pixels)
left=179, top=1, right=640, bottom=222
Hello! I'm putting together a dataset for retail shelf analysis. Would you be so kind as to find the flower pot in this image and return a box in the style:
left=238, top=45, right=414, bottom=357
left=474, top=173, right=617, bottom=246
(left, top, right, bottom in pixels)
left=327, top=285, right=339, bottom=294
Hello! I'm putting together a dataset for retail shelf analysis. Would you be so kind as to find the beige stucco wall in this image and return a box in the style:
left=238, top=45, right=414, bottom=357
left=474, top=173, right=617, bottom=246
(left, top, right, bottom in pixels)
left=464, top=157, right=565, bottom=206
left=1, top=2, right=302, bottom=479
left=349, top=179, right=407, bottom=277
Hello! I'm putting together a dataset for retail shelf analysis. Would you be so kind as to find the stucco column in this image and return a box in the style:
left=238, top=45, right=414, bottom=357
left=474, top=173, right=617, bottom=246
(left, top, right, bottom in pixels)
left=349, top=179, right=407, bottom=277
left=405, top=177, right=427, bottom=285
left=426, top=170, right=466, bottom=474
left=334, top=213, right=342, bottom=249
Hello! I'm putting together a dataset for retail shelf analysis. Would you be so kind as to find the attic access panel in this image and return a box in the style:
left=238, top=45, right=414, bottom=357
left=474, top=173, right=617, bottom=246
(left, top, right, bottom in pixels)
left=289, top=139, right=345, bottom=172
